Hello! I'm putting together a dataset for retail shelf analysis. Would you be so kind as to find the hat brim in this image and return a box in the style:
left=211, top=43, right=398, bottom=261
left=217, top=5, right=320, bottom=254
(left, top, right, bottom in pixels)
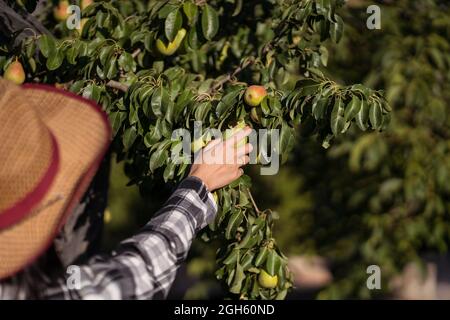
left=0, top=84, right=111, bottom=279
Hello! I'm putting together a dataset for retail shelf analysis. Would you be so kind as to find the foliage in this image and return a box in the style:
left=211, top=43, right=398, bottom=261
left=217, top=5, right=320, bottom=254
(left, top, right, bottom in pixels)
left=256, top=0, right=450, bottom=299
left=0, top=0, right=390, bottom=299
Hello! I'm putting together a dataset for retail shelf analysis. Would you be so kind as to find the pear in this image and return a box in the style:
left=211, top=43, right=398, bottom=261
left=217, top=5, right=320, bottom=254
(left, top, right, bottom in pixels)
left=258, top=269, right=278, bottom=289
left=81, top=0, right=93, bottom=10
left=4, top=60, right=25, bottom=85
left=224, top=121, right=247, bottom=147
left=53, top=0, right=70, bottom=22
left=244, top=85, right=267, bottom=107
left=156, top=28, right=187, bottom=56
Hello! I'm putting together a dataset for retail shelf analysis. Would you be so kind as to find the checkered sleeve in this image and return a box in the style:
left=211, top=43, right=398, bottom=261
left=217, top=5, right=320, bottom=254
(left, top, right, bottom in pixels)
left=25, top=176, right=216, bottom=300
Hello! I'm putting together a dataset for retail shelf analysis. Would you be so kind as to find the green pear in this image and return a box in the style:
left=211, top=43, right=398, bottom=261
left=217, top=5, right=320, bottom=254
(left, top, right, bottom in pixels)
left=156, top=28, right=187, bottom=56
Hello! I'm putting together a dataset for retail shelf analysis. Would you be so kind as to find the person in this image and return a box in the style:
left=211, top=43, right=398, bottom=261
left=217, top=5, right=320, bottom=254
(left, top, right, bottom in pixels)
left=0, top=78, right=252, bottom=299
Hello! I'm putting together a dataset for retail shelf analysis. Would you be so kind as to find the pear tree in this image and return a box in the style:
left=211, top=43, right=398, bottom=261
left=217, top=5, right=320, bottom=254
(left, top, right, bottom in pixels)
left=0, top=0, right=390, bottom=299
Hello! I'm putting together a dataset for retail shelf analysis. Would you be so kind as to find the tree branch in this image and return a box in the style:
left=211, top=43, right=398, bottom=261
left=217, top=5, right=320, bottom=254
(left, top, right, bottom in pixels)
left=209, top=57, right=255, bottom=93
left=131, top=48, right=141, bottom=58
left=106, top=80, right=129, bottom=92
left=246, top=187, right=261, bottom=214
left=0, top=0, right=51, bottom=47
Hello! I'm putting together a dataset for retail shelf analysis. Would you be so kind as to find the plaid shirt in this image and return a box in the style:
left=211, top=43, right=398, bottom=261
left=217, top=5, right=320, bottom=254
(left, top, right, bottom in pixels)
left=0, top=176, right=217, bottom=299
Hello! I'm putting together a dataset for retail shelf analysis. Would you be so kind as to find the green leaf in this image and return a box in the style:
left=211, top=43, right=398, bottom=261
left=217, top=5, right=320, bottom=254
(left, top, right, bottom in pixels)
left=151, top=87, right=163, bottom=117
left=149, top=142, right=170, bottom=172
left=265, top=250, right=281, bottom=276
left=225, top=210, right=244, bottom=240
left=106, top=55, right=118, bottom=79
left=174, top=89, right=193, bottom=120
left=163, top=161, right=176, bottom=182
left=122, top=126, right=137, bottom=150
left=96, top=11, right=107, bottom=28
left=165, top=8, right=182, bottom=42
left=158, top=3, right=177, bottom=19
left=78, top=41, right=88, bottom=56
left=109, top=111, right=126, bottom=135
left=216, top=89, right=241, bottom=117
left=66, top=45, right=78, bottom=65
left=275, top=289, right=288, bottom=300
left=25, top=40, right=36, bottom=58
left=87, top=38, right=104, bottom=55
left=194, top=101, right=211, bottom=122
left=279, top=122, right=295, bottom=163
left=330, top=15, right=343, bottom=43
left=99, top=45, right=114, bottom=67
left=118, top=52, right=136, bottom=72
left=312, top=97, right=328, bottom=120
left=187, top=26, right=199, bottom=49
left=144, top=124, right=162, bottom=147
left=260, top=97, right=270, bottom=115
left=369, top=100, right=383, bottom=130
left=355, top=98, right=369, bottom=131
left=201, top=4, right=219, bottom=40
left=241, top=251, right=255, bottom=270
left=90, top=84, right=102, bottom=102
left=183, top=2, right=198, bottom=25
left=330, top=97, right=345, bottom=135
left=229, top=263, right=245, bottom=294
left=232, top=0, right=243, bottom=16
left=255, top=246, right=269, bottom=267
left=128, top=103, right=138, bottom=125
left=38, top=35, right=56, bottom=58
left=236, top=227, right=252, bottom=249
left=70, top=80, right=85, bottom=94
left=46, top=51, right=63, bottom=70
left=344, top=95, right=362, bottom=122
left=144, top=32, right=155, bottom=52
left=130, top=31, right=145, bottom=46
left=223, top=249, right=239, bottom=265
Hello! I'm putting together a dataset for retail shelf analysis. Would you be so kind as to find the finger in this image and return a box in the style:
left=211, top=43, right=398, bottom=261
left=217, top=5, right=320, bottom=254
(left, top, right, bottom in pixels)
left=235, top=167, right=244, bottom=179
left=225, top=127, right=252, bottom=147
left=238, top=155, right=250, bottom=166
left=236, top=143, right=253, bottom=158
left=203, top=138, right=222, bottom=151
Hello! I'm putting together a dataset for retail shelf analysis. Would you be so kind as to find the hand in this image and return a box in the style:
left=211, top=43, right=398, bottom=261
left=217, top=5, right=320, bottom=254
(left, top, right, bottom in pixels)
left=189, top=127, right=253, bottom=192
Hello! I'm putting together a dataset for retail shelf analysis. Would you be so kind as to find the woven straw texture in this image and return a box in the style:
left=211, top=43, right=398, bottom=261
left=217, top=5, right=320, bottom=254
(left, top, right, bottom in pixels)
left=0, top=79, right=110, bottom=279
left=0, top=86, right=53, bottom=212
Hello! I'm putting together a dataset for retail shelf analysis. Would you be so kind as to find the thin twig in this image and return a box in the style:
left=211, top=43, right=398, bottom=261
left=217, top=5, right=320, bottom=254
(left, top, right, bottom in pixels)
left=106, top=80, right=129, bottom=92
left=246, top=187, right=261, bottom=214
left=209, top=57, right=255, bottom=94
left=131, top=48, right=141, bottom=58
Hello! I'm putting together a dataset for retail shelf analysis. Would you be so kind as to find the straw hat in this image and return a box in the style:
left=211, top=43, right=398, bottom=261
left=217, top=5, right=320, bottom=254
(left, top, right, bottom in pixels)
left=0, top=78, right=111, bottom=279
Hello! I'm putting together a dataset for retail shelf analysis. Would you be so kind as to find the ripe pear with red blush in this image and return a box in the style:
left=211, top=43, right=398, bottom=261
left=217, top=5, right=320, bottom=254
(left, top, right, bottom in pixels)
left=244, top=85, right=267, bottom=107
left=53, top=0, right=70, bottom=22
left=81, top=0, right=93, bottom=10
left=4, top=60, right=26, bottom=85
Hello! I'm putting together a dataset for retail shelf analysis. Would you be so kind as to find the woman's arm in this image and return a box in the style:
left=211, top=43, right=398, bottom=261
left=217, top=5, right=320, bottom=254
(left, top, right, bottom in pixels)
left=0, top=126, right=252, bottom=299
left=38, top=176, right=216, bottom=299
